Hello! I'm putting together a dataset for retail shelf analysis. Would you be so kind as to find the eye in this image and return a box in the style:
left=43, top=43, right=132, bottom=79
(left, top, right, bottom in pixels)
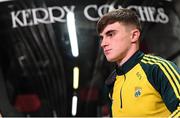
left=106, top=31, right=115, bottom=38
left=108, top=33, right=113, bottom=37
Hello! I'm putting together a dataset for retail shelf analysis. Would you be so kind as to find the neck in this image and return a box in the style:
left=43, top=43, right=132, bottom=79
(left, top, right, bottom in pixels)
left=117, top=47, right=139, bottom=66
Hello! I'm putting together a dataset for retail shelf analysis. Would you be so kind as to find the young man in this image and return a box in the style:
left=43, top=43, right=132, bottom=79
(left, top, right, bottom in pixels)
left=96, top=8, right=179, bottom=117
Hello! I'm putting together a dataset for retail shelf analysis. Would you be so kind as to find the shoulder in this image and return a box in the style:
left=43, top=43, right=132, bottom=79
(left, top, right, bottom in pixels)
left=140, top=54, right=179, bottom=97
left=140, top=54, right=180, bottom=74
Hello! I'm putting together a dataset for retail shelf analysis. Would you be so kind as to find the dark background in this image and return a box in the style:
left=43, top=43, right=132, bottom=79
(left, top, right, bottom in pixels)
left=0, top=0, right=179, bottom=117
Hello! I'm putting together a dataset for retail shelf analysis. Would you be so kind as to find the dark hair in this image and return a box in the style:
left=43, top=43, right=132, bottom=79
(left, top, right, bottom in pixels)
left=96, top=8, right=142, bottom=34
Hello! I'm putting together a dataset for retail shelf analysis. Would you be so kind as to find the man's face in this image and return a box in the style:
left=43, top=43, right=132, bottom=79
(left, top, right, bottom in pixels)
left=99, top=22, right=133, bottom=62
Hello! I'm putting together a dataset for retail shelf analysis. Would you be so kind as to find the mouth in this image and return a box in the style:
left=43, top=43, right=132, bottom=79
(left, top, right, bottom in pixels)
left=104, top=49, right=111, bottom=55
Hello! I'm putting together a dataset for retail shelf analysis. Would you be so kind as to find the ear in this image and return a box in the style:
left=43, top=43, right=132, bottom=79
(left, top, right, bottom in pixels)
left=130, top=29, right=140, bottom=43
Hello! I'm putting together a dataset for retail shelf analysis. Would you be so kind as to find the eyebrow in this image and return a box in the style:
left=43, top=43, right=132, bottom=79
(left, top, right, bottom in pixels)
left=105, top=30, right=116, bottom=35
left=99, top=29, right=116, bottom=39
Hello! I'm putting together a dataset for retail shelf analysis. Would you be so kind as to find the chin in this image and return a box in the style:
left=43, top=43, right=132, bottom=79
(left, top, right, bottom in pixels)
left=106, top=57, right=116, bottom=62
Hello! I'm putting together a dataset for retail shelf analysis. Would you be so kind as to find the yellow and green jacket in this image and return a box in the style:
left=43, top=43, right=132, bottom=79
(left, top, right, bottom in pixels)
left=105, top=50, right=180, bottom=117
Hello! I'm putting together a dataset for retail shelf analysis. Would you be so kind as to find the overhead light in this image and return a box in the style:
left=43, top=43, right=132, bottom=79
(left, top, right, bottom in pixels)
left=71, top=95, right=78, bottom=116
left=67, top=11, right=79, bottom=57
left=73, top=67, right=79, bottom=89
left=0, top=0, right=13, bottom=2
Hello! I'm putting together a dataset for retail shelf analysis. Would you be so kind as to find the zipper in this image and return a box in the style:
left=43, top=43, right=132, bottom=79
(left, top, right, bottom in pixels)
left=120, top=74, right=126, bottom=109
left=120, top=88, right=123, bottom=108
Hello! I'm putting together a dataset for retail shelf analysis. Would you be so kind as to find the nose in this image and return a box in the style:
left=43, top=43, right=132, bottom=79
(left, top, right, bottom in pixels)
left=100, top=38, right=108, bottom=48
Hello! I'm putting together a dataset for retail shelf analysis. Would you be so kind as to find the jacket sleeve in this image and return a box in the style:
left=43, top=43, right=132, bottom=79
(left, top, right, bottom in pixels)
left=154, top=61, right=179, bottom=117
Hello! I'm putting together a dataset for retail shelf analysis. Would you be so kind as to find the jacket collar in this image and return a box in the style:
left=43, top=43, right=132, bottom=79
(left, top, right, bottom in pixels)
left=105, top=50, right=144, bottom=86
left=116, top=50, right=144, bottom=75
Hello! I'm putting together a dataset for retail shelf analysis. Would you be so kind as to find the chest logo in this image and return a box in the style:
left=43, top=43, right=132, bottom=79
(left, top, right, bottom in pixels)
left=136, top=72, right=142, bottom=80
left=134, top=87, right=142, bottom=97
